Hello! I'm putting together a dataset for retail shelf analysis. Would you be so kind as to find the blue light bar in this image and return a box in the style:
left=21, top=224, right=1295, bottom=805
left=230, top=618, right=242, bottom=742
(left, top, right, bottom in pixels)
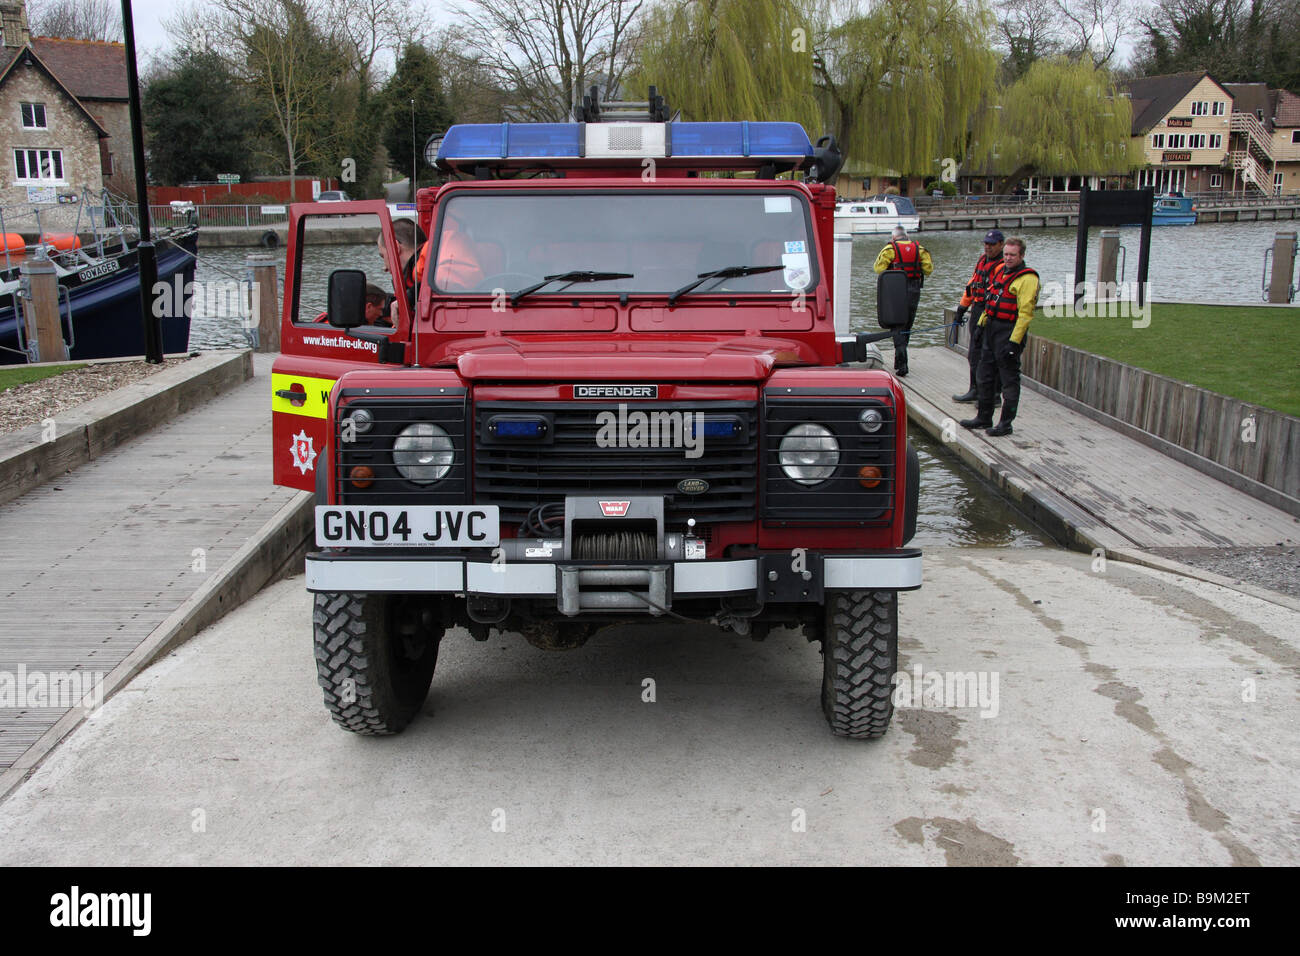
left=670, top=122, right=812, bottom=159
left=437, top=121, right=813, bottom=167
left=437, top=124, right=581, bottom=162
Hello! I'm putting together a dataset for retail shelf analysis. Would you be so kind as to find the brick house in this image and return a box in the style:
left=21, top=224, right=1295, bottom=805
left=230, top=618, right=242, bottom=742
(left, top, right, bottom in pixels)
left=0, top=0, right=132, bottom=227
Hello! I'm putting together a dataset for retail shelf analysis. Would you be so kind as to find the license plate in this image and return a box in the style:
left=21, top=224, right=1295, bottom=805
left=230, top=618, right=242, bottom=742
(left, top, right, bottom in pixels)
left=315, top=506, right=500, bottom=548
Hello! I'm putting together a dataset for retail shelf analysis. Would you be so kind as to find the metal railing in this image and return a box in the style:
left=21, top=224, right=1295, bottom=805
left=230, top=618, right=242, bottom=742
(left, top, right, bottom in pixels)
left=906, top=190, right=1300, bottom=215
left=148, top=204, right=290, bottom=229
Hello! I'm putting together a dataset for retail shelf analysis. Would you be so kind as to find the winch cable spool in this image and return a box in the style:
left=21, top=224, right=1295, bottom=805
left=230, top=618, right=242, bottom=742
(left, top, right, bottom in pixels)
left=573, top=530, right=657, bottom=562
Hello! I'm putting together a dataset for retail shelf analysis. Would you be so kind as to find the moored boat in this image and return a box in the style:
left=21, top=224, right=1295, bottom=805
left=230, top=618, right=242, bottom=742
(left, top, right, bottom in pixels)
left=0, top=191, right=198, bottom=364
left=1152, top=192, right=1197, bottom=226
left=833, top=195, right=921, bottom=234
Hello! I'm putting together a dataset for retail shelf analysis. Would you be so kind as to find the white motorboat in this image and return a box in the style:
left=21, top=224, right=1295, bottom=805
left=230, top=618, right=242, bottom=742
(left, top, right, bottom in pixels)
left=833, top=195, right=921, bottom=235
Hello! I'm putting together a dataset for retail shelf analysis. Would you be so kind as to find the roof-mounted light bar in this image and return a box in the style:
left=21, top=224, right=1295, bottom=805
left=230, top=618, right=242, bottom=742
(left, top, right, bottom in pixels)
left=434, top=121, right=816, bottom=173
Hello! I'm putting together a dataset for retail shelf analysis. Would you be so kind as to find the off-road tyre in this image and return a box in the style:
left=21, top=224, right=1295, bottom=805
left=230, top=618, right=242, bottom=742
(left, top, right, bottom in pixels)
left=821, top=590, right=898, bottom=739
left=313, top=592, right=439, bottom=735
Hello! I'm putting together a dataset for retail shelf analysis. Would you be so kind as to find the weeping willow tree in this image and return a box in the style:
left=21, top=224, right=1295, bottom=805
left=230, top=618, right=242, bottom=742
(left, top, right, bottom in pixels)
left=626, top=0, right=822, bottom=130
left=810, top=0, right=1001, bottom=177
left=989, top=56, right=1136, bottom=187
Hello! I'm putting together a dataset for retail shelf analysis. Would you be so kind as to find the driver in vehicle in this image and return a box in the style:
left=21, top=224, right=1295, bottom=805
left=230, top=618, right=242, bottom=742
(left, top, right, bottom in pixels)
left=432, top=206, right=485, bottom=292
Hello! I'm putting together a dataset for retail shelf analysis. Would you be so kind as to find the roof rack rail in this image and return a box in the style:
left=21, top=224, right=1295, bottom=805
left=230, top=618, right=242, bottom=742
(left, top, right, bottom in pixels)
left=573, top=85, right=679, bottom=123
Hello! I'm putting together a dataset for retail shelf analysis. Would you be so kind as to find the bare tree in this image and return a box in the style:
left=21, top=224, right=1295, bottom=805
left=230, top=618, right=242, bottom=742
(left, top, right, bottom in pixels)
left=995, top=0, right=1139, bottom=78
left=1057, top=0, right=1136, bottom=67
left=453, top=0, right=645, bottom=121
left=26, top=0, right=122, bottom=41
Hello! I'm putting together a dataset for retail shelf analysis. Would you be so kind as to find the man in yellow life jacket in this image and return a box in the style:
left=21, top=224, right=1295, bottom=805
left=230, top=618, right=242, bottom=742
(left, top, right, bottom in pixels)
left=960, top=236, right=1038, bottom=437
left=952, top=229, right=1004, bottom=404
left=872, top=226, right=933, bottom=376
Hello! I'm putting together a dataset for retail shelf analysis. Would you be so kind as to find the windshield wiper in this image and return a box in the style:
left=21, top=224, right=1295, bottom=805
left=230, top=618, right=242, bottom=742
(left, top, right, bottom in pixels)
left=509, top=270, right=634, bottom=307
left=667, top=264, right=784, bottom=306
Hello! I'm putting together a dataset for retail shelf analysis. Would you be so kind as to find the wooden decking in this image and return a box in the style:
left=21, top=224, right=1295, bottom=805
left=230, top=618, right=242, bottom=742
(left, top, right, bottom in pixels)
left=899, top=346, right=1299, bottom=552
left=0, top=354, right=296, bottom=769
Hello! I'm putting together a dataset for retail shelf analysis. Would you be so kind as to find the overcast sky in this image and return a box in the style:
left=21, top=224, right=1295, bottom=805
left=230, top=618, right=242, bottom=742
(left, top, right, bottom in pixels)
left=118, top=0, right=457, bottom=67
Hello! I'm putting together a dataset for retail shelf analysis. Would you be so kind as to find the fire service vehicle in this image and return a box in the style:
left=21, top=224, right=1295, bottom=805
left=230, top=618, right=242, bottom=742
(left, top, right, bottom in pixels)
left=271, top=89, right=922, bottom=739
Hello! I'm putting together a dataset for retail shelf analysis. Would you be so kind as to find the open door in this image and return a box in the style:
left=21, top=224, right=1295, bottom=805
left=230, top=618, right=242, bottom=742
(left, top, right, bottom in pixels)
left=272, top=201, right=418, bottom=491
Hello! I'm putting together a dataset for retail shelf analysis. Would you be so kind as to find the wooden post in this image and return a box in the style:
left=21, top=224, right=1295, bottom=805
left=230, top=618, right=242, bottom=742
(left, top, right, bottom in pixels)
left=1098, top=229, right=1120, bottom=298
left=20, top=254, right=67, bottom=363
left=246, top=254, right=280, bottom=352
left=1268, top=230, right=1296, bottom=304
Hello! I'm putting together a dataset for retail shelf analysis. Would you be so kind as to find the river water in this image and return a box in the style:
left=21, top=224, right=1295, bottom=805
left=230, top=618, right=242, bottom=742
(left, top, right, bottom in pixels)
left=188, top=220, right=1287, bottom=548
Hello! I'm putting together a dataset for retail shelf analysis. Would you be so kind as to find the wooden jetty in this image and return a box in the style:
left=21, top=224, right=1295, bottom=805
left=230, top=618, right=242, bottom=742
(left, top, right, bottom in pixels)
left=0, top=354, right=303, bottom=776
left=899, top=346, right=1299, bottom=558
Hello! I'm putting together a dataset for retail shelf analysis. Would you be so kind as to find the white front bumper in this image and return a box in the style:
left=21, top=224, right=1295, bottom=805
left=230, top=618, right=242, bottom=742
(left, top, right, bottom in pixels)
left=304, top=553, right=922, bottom=595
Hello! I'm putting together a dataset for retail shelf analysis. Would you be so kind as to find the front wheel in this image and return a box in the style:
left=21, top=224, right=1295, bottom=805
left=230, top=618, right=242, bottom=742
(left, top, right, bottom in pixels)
left=821, top=590, right=898, bottom=739
left=313, top=592, right=440, bottom=735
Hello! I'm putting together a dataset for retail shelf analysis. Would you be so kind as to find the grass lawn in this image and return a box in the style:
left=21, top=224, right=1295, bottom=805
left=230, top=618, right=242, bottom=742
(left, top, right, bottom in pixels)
left=1029, top=303, right=1300, bottom=417
left=0, top=363, right=85, bottom=394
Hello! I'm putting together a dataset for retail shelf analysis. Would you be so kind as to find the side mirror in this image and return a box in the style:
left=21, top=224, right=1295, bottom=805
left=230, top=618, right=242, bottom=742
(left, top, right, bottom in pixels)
left=327, top=269, right=367, bottom=328
left=876, top=269, right=909, bottom=329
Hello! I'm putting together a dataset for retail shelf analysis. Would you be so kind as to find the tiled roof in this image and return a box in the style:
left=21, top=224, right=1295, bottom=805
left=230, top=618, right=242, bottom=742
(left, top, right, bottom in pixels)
left=1121, top=72, right=1213, bottom=135
left=30, top=36, right=127, bottom=100
left=1273, top=89, right=1300, bottom=128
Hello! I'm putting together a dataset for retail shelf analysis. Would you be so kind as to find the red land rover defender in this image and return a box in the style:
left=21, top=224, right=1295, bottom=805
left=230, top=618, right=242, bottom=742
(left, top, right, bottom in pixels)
left=272, top=91, right=921, bottom=739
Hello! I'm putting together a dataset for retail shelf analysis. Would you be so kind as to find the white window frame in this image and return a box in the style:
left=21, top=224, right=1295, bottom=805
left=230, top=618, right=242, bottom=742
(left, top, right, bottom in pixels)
left=1209, top=134, right=1222, bottom=149
left=1212, top=101, right=1226, bottom=116
left=1151, top=133, right=1165, bottom=148
left=1191, top=101, right=1208, bottom=116
left=20, top=102, right=47, bottom=129
left=1188, top=134, right=1206, bottom=149
left=1210, top=173, right=1222, bottom=188
left=13, top=147, right=65, bottom=183
left=1277, top=172, right=1285, bottom=195
left=1167, top=133, right=1186, bottom=149
left=1292, top=130, right=1300, bottom=144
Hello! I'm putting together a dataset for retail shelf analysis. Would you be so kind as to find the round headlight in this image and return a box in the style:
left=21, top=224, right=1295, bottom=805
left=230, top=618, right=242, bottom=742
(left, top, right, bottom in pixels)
left=858, top=407, right=883, bottom=433
left=779, top=423, right=839, bottom=485
left=344, top=408, right=373, bottom=437
left=393, top=422, right=454, bottom=484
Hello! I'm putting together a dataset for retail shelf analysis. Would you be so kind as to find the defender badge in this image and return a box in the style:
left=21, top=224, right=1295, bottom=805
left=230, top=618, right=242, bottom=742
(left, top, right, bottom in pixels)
left=291, top=430, right=317, bottom=475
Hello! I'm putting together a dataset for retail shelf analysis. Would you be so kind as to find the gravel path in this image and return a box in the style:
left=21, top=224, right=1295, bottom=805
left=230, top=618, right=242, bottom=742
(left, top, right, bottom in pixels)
left=1150, top=545, right=1300, bottom=601
left=0, top=357, right=191, bottom=435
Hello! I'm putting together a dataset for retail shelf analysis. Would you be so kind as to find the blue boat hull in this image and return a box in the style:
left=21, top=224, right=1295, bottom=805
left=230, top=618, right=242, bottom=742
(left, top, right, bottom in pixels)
left=0, top=232, right=198, bottom=364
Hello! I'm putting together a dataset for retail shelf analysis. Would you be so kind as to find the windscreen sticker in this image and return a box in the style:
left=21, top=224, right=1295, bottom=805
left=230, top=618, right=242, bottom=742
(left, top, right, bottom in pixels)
left=784, top=240, right=806, bottom=254
left=782, top=252, right=811, bottom=290
left=764, top=196, right=792, bottom=214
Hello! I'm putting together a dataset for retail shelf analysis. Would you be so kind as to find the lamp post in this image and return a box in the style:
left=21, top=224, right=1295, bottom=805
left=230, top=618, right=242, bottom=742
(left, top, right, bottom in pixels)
left=121, top=0, right=162, bottom=363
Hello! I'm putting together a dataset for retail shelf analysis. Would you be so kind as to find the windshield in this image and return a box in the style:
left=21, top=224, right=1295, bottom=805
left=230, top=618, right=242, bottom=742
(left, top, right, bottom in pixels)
left=431, top=190, right=817, bottom=296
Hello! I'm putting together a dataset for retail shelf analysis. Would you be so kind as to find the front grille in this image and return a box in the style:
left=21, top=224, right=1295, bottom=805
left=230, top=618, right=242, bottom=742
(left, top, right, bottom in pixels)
left=762, top=396, right=896, bottom=523
left=335, top=398, right=469, bottom=506
left=474, top=401, right=758, bottom=523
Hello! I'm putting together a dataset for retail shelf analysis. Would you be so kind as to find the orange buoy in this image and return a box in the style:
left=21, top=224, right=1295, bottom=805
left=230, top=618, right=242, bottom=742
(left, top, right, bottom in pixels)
left=38, top=233, right=81, bottom=251
left=1, top=233, right=24, bottom=253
